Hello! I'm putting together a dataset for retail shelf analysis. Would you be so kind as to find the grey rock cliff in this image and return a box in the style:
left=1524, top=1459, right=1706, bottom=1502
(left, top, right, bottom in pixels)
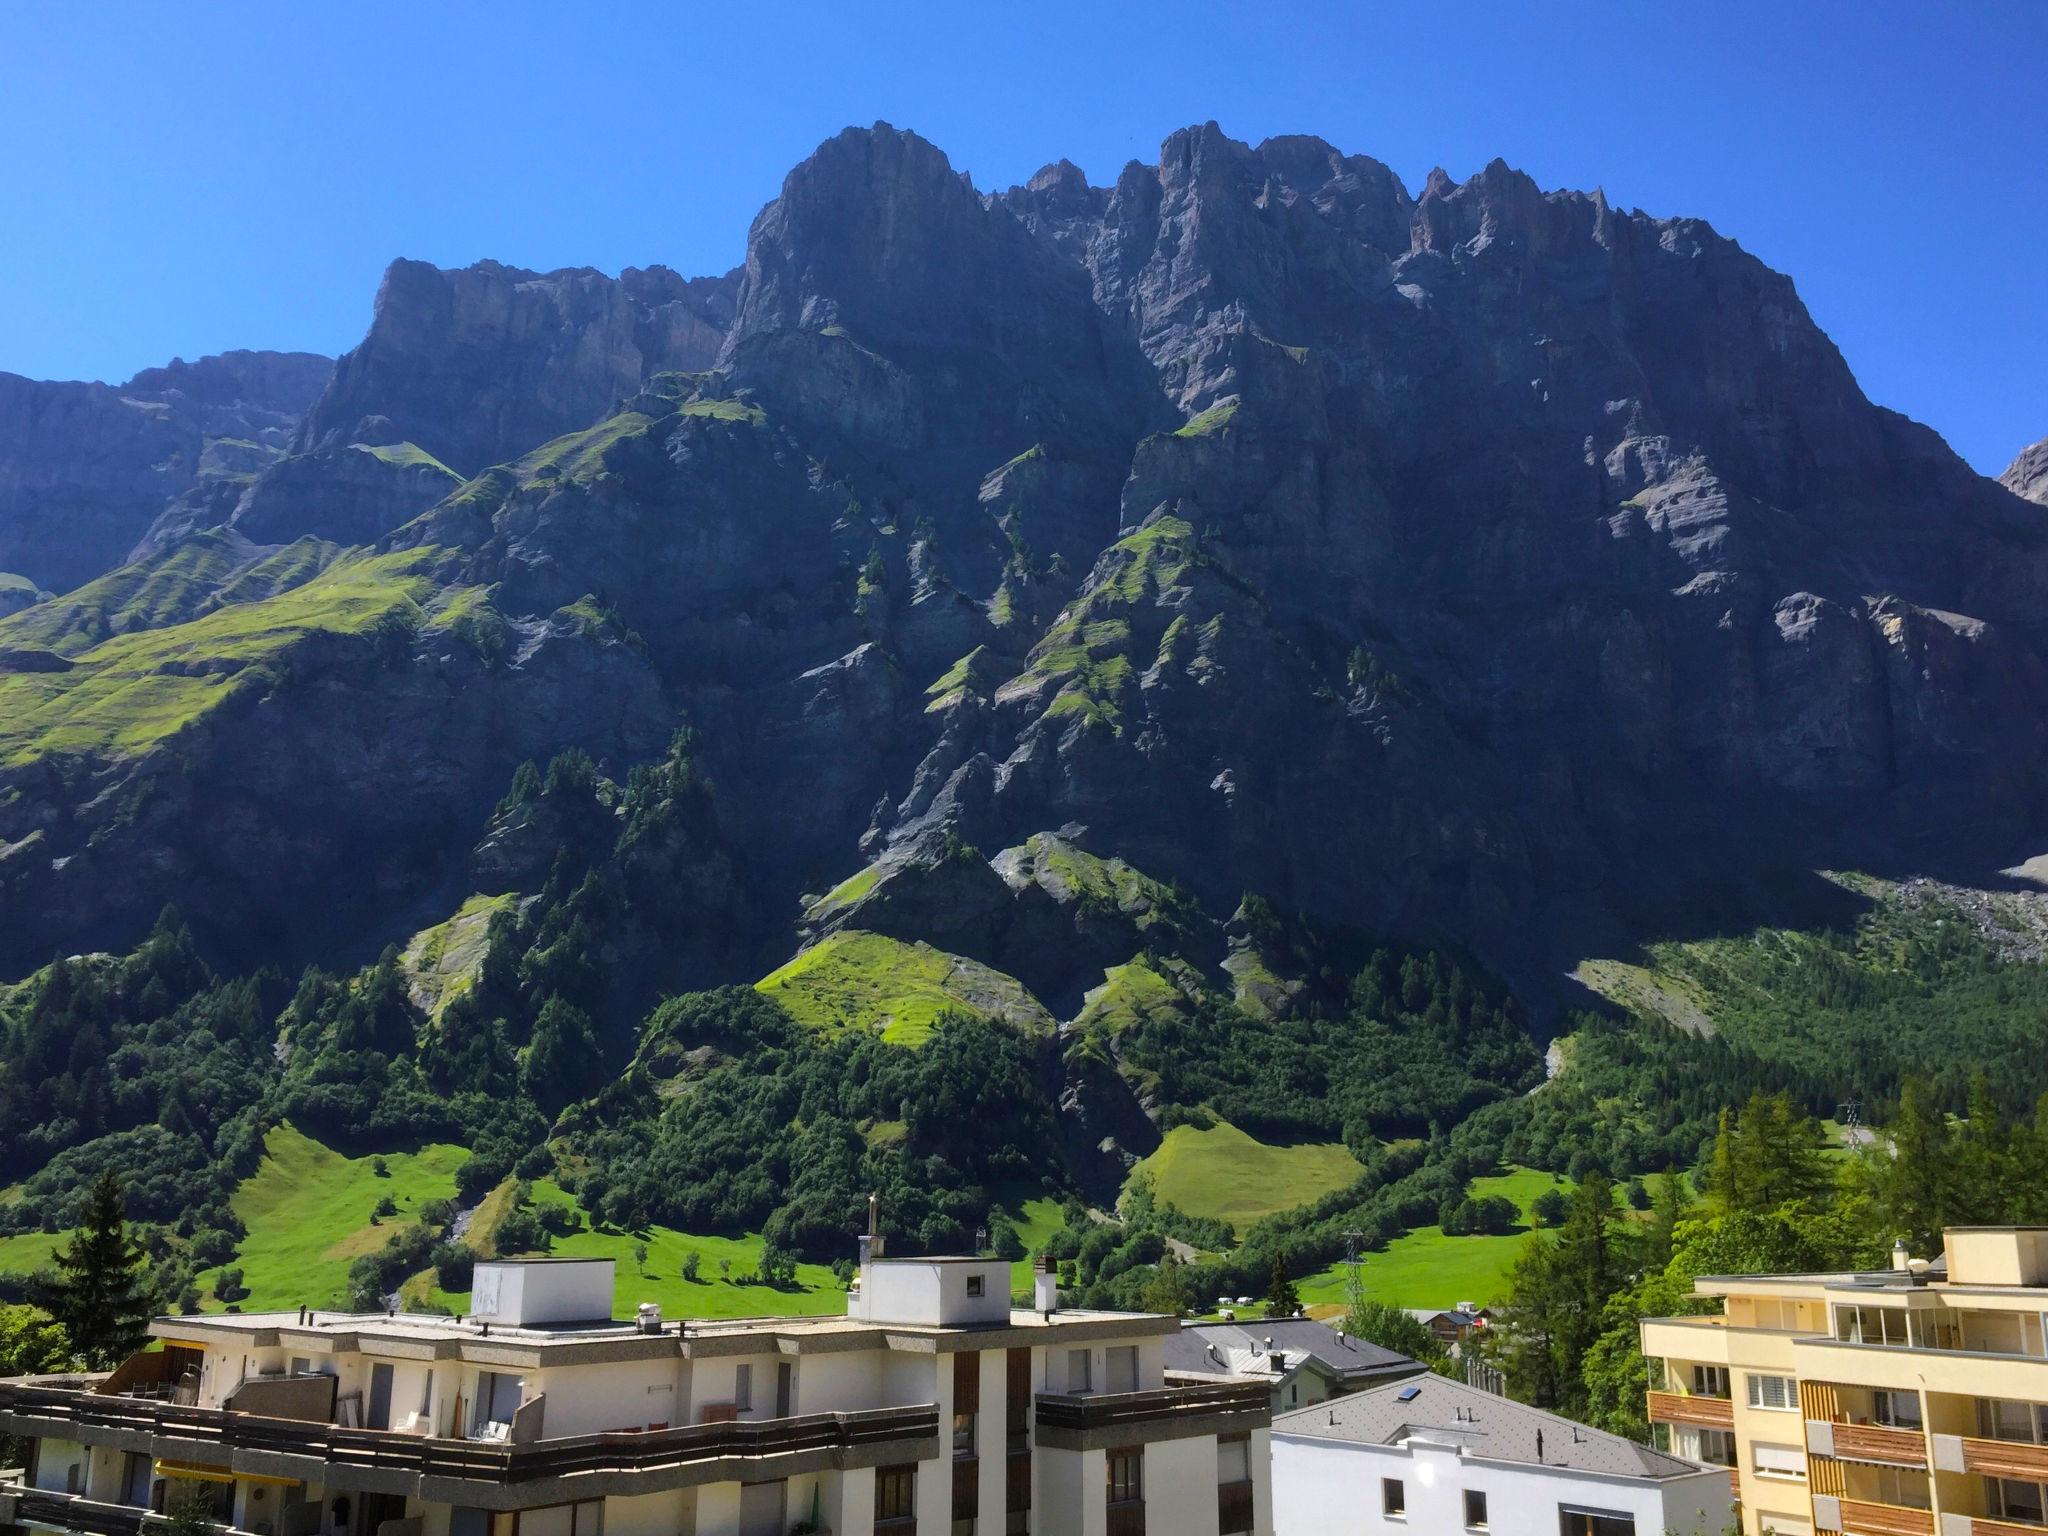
left=2004, top=438, right=2048, bottom=506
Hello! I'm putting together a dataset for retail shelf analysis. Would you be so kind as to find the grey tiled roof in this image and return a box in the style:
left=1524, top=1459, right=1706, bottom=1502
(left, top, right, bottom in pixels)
left=1165, top=1318, right=1425, bottom=1385
left=1274, top=1375, right=1710, bottom=1481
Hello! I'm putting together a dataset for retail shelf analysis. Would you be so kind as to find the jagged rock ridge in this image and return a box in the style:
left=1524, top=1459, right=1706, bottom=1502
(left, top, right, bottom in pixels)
left=0, top=122, right=2044, bottom=1005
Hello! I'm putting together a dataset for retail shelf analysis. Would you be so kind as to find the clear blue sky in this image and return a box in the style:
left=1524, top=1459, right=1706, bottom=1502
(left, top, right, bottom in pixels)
left=2, top=1, right=2041, bottom=473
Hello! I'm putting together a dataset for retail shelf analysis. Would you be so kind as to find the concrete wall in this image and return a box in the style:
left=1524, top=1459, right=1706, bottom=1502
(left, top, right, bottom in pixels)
left=471, top=1261, right=614, bottom=1326
left=1272, top=1433, right=1727, bottom=1536
left=851, top=1260, right=1010, bottom=1326
left=1148, top=1434, right=1221, bottom=1536
left=1039, top=1445, right=1105, bottom=1536
left=535, top=1355, right=682, bottom=1436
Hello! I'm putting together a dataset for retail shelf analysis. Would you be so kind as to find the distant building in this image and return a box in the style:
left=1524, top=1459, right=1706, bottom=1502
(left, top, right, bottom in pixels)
left=0, top=1251, right=1273, bottom=1536
left=1272, top=1373, right=1731, bottom=1536
left=1640, top=1224, right=2048, bottom=1536
left=1408, top=1302, right=1494, bottom=1350
left=1166, top=1318, right=1427, bottom=1413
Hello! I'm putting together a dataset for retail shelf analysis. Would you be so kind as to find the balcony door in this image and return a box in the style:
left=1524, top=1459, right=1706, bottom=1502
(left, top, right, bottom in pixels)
left=367, top=1363, right=394, bottom=1431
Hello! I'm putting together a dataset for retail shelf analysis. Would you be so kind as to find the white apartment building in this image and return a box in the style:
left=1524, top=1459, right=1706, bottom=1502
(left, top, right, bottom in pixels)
left=1271, top=1374, right=1730, bottom=1536
left=0, top=1254, right=1271, bottom=1536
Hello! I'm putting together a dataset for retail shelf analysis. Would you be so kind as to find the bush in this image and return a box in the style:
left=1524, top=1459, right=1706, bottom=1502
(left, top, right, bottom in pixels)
left=1532, top=1188, right=1570, bottom=1228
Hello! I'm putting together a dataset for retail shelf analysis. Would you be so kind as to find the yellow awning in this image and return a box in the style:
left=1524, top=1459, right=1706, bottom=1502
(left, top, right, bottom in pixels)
left=154, top=1461, right=301, bottom=1489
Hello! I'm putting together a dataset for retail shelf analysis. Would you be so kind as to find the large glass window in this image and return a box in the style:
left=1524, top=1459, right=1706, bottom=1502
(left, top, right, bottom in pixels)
left=1979, top=1399, right=2048, bottom=1443
left=1692, top=1365, right=1730, bottom=1398
left=1872, top=1391, right=1923, bottom=1430
left=1992, top=1479, right=2048, bottom=1524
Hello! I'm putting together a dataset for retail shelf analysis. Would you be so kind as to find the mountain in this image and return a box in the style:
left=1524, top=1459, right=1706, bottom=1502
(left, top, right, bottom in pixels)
left=2005, top=438, right=2048, bottom=506
left=0, top=350, right=332, bottom=592
left=3, top=124, right=2047, bottom=1283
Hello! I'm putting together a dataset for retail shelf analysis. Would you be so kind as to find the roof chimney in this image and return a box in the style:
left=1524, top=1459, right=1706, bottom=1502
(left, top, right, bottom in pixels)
left=1892, top=1238, right=1912, bottom=1272
left=1034, top=1253, right=1059, bottom=1316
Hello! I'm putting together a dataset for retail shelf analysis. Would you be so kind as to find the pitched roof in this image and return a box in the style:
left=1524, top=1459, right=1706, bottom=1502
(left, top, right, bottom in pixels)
left=1274, top=1374, right=1712, bottom=1482
left=1164, top=1318, right=1424, bottom=1386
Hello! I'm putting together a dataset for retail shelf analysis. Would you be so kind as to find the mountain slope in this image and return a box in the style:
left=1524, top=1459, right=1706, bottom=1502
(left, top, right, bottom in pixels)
left=1, top=121, right=2044, bottom=1011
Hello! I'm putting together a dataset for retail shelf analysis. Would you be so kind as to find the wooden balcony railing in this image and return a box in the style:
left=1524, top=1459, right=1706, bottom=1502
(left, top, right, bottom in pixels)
left=1957, top=1518, right=2048, bottom=1536
left=1840, top=1499, right=1936, bottom=1536
left=1960, top=1437, right=2048, bottom=1482
left=1645, top=1390, right=1735, bottom=1430
left=1830, top=1423, right=1929, bottom=1468
left=1035, top=1382, right=1270, bottom=1439
left=0, top=1379, right=936, bottom=1488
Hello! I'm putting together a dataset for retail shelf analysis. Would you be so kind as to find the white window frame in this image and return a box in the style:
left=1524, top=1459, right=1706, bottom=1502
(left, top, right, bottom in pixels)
left=1747, top=1373, right=1797, bottom=1411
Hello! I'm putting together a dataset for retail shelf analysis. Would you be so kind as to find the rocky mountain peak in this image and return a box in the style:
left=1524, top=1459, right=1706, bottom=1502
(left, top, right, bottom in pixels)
left=2003, top=438, right=2048, bottom=506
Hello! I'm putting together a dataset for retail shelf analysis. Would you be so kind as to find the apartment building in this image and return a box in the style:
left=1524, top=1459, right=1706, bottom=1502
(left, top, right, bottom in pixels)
left=1164, top=1319, right=1425, bottom=1413
left=0, top=1252, right=1272, bottom=1536
left=1641, top=1226, right=2048, bottom=1536
left=1271, top=1374, right=1731, bottom=1536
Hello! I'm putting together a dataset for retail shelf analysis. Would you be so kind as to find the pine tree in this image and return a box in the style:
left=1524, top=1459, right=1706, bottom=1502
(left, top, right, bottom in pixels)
left=1882, top=1077, right=1955, bottom=1253
left=1266, top=1255, right=1300, bottom=1318
left=38, top=1171, right=152, bottom=1368
left=1646, top=1170, right=1690, bottom=1270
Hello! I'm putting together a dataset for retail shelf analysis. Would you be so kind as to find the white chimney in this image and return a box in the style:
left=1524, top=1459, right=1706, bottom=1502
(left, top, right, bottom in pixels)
left=1892, top=1238, right=1912, bottom=1272
left=1034, top=1254, right=1059, bottom=1314
left=636, top=1302, right=662, bottom=1335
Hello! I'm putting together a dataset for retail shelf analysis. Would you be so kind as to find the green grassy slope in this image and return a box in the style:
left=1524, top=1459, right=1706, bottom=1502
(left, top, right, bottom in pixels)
left=200, top=1124, right=468, bottom=1310
left=756, top=931, right=1053, bottom=1044
left=401, top=893, right=517, bottom=1020
left=409, top=1179, right=847, bottom=1320
left=1295, top=1165, right=1558, bottom=1313
left=1129, top=1120, right=1364, bottom=1228
left=0, top=547, right=447, bottom=769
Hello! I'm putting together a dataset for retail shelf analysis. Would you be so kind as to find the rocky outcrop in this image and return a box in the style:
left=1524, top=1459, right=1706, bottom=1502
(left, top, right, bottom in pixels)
left=0, top=350, right=330, bottom=592
left=2005, top=438, right=2048, bottom=506
left=297, top=260, right=739, bottom=476
left=135, top=442, right=461, bottom=554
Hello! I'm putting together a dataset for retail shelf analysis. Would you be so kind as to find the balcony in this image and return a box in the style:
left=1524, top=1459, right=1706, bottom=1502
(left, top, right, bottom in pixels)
left=1939, top=1518, right=2048, bottom=1536
left=1815, top=1495, right=1936, bottom=1536
left=0, top=1487, right=259, bottom=1536
left=1646, top=1390, right=1735, bottom=1431
left=1807, top=1420, right=1929, bottom=1468
left=0, top=1378, right=939, bottom=1507
left=1932, top=1435, right=2048, bottom=1482
left=1107, top=1498, right=1146, bottom=1536
left=1033, top=1382, right=1269, bottom=1452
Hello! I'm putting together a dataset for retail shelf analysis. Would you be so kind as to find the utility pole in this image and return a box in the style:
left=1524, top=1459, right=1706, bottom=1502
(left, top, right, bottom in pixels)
left=1343, top=1229, right=1366, bottom=1322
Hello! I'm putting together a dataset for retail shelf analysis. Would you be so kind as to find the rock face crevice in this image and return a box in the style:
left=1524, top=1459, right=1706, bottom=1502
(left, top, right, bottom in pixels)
left=1, top=123, right=2044, bottom=994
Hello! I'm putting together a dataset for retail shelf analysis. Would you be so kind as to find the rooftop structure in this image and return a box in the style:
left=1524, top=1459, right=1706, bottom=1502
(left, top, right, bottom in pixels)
left=1164, top=1319, right=1425, bottom=1413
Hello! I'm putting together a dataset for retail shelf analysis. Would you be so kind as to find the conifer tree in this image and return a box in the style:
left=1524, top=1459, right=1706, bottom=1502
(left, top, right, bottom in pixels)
left=1266, top=1255, right=1300, bottom=1318
left=38, top=1171, right=153, bottom=1368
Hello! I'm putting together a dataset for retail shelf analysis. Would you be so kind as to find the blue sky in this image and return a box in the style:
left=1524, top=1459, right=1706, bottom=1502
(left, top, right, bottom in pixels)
left=2, top=1, right=2040, bottom=473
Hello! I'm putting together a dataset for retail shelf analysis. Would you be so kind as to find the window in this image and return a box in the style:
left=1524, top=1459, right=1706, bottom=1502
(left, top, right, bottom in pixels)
left=1979, top=1399, right=2048, bottom=1444
left=1872, top=1391, right=1922, bottom=1430
left=1691, top=1365, right=1730, bottom=1399
left=875, top=1465, right=917, bottom=1525
left=1693, top=1428, right=1737, bottom=1467
left=1106, top=1345, right=1139, bottom=1395
left=1995, top=1479, right=2048, bottom=1524
left=1747, top=1373, right=1796, bottom=1411
left=953, top=1350, right=980, bottom=1456
left=1753, top=1443, right=1807, bottom=1481
left=734, top=1363, right=754, bottom=1412
left=1383, top=1478, right=1406, bottom=1518
left=1218, top=1436, right=1250, bottom=1485
left=1559, top=1509, right=1636, bottom=1536
left=1067, top=1349, right=1092, bottom=1394
left=1108, top=1448, right=1143, bottom=1505
left=1466, top=1490, right=1489, bottom=1529
left=967, top=1274, right=985, bottom=1297
left=1834, top=1306, right=1912, bottom=1347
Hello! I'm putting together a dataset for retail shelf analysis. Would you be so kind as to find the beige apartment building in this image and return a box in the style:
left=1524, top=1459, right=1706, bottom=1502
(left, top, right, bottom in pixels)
left=1641, top=1227, right=2048, bottom=1536
left=0, top=1252, right=1271, bottom=1536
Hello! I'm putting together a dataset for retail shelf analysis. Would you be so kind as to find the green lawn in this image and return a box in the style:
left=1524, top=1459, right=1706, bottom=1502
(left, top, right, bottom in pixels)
left=1006, top=1196, right=1066, bottom=1292
left=1293, top=1164, right=1560, bottom=1314
left=1129, top=1120, right=1365, bottom=1229
left=410, top=1179, right=848, bottom=1320
left=0, top=1230, right=62, bottom=1275
left=201, top=1124, right=469, bottom=1310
